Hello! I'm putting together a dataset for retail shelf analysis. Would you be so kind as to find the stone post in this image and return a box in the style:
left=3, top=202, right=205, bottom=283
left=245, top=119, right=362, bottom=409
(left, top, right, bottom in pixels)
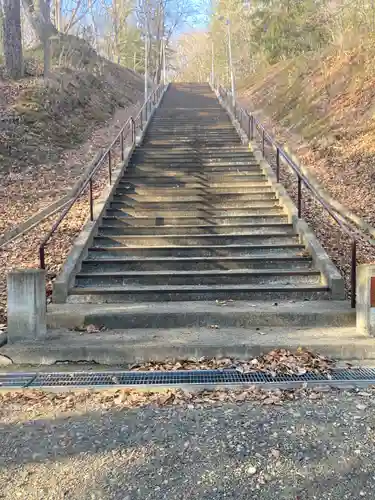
left=356, top=264, right=375, bottom=336
left=7, top=269, right=47, bottom=343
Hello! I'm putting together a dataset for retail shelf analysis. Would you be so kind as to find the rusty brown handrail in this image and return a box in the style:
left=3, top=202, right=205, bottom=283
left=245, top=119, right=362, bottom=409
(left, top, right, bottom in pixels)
left=39, top=83, right=165, bottom=271
left=216, top=82, right=373, bottom=308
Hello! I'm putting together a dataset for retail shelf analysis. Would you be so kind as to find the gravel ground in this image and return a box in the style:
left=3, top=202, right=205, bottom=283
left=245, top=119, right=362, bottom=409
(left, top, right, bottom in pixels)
left=1, top=388, right=375, bottom=499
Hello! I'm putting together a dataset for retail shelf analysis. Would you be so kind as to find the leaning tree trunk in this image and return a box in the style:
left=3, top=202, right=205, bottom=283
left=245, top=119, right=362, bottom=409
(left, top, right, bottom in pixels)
left=2, top=0, right=24, bottom=79
left=21, top=0, right=57, bottom=43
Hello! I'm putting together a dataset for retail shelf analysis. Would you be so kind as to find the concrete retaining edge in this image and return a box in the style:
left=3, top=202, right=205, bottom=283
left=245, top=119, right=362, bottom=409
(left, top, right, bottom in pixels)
left=214, top=86, right=346, bottom=300
left=53, top=84, right=170, bottom=303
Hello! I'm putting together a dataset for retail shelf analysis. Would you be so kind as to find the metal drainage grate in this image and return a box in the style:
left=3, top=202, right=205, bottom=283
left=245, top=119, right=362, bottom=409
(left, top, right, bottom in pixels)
left=0, top=373, right=36, bottom=388
left=25, top=368, right=375, bottom=388
left=1, top=368, right=375, bottom=390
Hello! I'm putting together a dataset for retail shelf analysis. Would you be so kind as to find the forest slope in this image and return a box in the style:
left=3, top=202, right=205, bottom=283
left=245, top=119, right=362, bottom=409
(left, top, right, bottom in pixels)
left=0, top=35, right=144, bottom=234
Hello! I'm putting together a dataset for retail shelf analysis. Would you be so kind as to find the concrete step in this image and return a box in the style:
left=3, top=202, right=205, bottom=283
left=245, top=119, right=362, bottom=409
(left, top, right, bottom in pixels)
left=111, top=193, right=278, bottom=204
left=128, top=164, right=261, bottom=172
left=115, top=186, right=274, bottom=196
left=106, top=207, right=285, bottom=217
left=137, top=145, right=252, bottom=152
left=101, top=215, right=289, bottom=226
left=75, top=269, right=321, bottom=288
left=131, top=152, right=257, bottom=160
left=144, top=140, right=242, bottom=147
left=47, top=301, right=355, bottom=331
left=129, top=159, right=260, bottom=167
left=144, top=135, right=241, bottom=142
left=67, top=284, right=331, bottom=303
left=98, top=223, right=295, bottom=236
left=81, top=256, right=313, bottom=273
left=6, top=324, right=367, bottom=365
left=120, top=177, right=271, bottom=186
left=135, top=149, right=253, bottom=157
left=92, top=233, right=299, bottom=248
left=87, top=243, right=305, bottom=259
left=110, top=200, right=280, bottom=211
left=126, top=167, right=266, bottom=175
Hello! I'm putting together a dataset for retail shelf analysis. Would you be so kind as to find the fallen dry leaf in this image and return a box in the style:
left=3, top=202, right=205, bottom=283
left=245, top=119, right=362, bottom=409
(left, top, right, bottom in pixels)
left=129, top=349, right=335, bottom=376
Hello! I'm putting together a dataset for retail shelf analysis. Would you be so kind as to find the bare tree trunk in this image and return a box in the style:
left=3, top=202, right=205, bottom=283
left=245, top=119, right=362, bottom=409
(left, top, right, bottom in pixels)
left=53, top=0, right=61, bottom=30
left=3, top=0, right=24, bottom=79
left=21, top=0, right=57, bottom=43
left=41, top=0, right=51, bottom=77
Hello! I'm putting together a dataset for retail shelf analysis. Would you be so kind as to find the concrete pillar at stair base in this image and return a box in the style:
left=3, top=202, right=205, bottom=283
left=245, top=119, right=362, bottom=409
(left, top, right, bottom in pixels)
left=7, top=269, right=47, bottom=343
left=357, top=264, right=375, bottom=336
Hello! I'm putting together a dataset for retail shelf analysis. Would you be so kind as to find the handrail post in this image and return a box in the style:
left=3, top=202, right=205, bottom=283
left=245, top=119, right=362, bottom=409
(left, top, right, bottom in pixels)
left=89, top=178, right=94, bottom=221
left=39, top=246, right=45, bottom=270
left=120, top=130, right=124, bottom=162
left=276, top=148, right=280, bottom=182
left=351, top=239, right=357, bottom=308
left=262, top=129, right=265, bottom=157
left=108, top=150, right=112, bottom=185
left=131, top=117, right=135, bottom=144
left=297, top=176, right=302, bottom=218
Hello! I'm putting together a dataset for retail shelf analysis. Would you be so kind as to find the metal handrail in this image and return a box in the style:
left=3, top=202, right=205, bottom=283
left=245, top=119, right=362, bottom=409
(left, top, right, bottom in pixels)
left=216, top=82, right=373, bottom=308
left=39, top=83, right=165, bottom=271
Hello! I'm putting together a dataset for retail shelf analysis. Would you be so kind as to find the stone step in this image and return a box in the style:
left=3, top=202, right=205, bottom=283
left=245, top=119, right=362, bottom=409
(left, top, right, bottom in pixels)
left=68, top=284, right=331, bottom=303
left=75, top=269, right=321, bottom=288
left=98, top=223, right=295, bottom=236
left=81, top=256, right=313, bottom=273
left=87, top=243, right=305, bottom=259
left=92, top=233, right=299, bottom=247
left=101, top=215, right=288, bottom=226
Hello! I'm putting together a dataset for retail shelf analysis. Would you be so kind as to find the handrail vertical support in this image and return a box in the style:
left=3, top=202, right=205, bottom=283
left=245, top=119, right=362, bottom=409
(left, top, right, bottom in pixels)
left=131, top=118, right=135, bottom=144
left=298, top=177, right=302, bottom=218
left=262, top=129, right=265, bottom=157
left=120, top=131, right=124, bottom=162
left=351, top=239, right=357, bottom=308
left=39, top=247, right=45, bottom=270
left=108, top=150, right=112, bottom=185
left=89, top=178, right=94, bottom=221
left=276, top=148, right=280, bottom=182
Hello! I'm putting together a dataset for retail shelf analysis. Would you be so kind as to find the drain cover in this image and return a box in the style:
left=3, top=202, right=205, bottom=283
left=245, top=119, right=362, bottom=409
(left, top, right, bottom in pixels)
left=1, top=368, right=375, bottom=390
left=0, top=373, right=36, bottom=388
left=27, top=368, right=375, bottom=388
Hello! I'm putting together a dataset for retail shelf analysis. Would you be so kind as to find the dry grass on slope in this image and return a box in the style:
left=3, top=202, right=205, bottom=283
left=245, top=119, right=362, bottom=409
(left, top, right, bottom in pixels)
left=240, top=35, right=375, bottom=228
left=239, top=36, right=375, bottom=295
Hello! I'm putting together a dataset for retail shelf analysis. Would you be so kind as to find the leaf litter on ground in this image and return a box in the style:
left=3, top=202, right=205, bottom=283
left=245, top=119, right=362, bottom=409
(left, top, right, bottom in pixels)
left=0, top=385, right=334, bottom=413
left=129, top=348, right=335, bottom=377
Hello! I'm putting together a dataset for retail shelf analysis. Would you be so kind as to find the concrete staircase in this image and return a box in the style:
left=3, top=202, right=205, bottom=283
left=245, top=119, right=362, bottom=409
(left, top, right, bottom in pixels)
left=67, top=83, right=341, bottom=304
